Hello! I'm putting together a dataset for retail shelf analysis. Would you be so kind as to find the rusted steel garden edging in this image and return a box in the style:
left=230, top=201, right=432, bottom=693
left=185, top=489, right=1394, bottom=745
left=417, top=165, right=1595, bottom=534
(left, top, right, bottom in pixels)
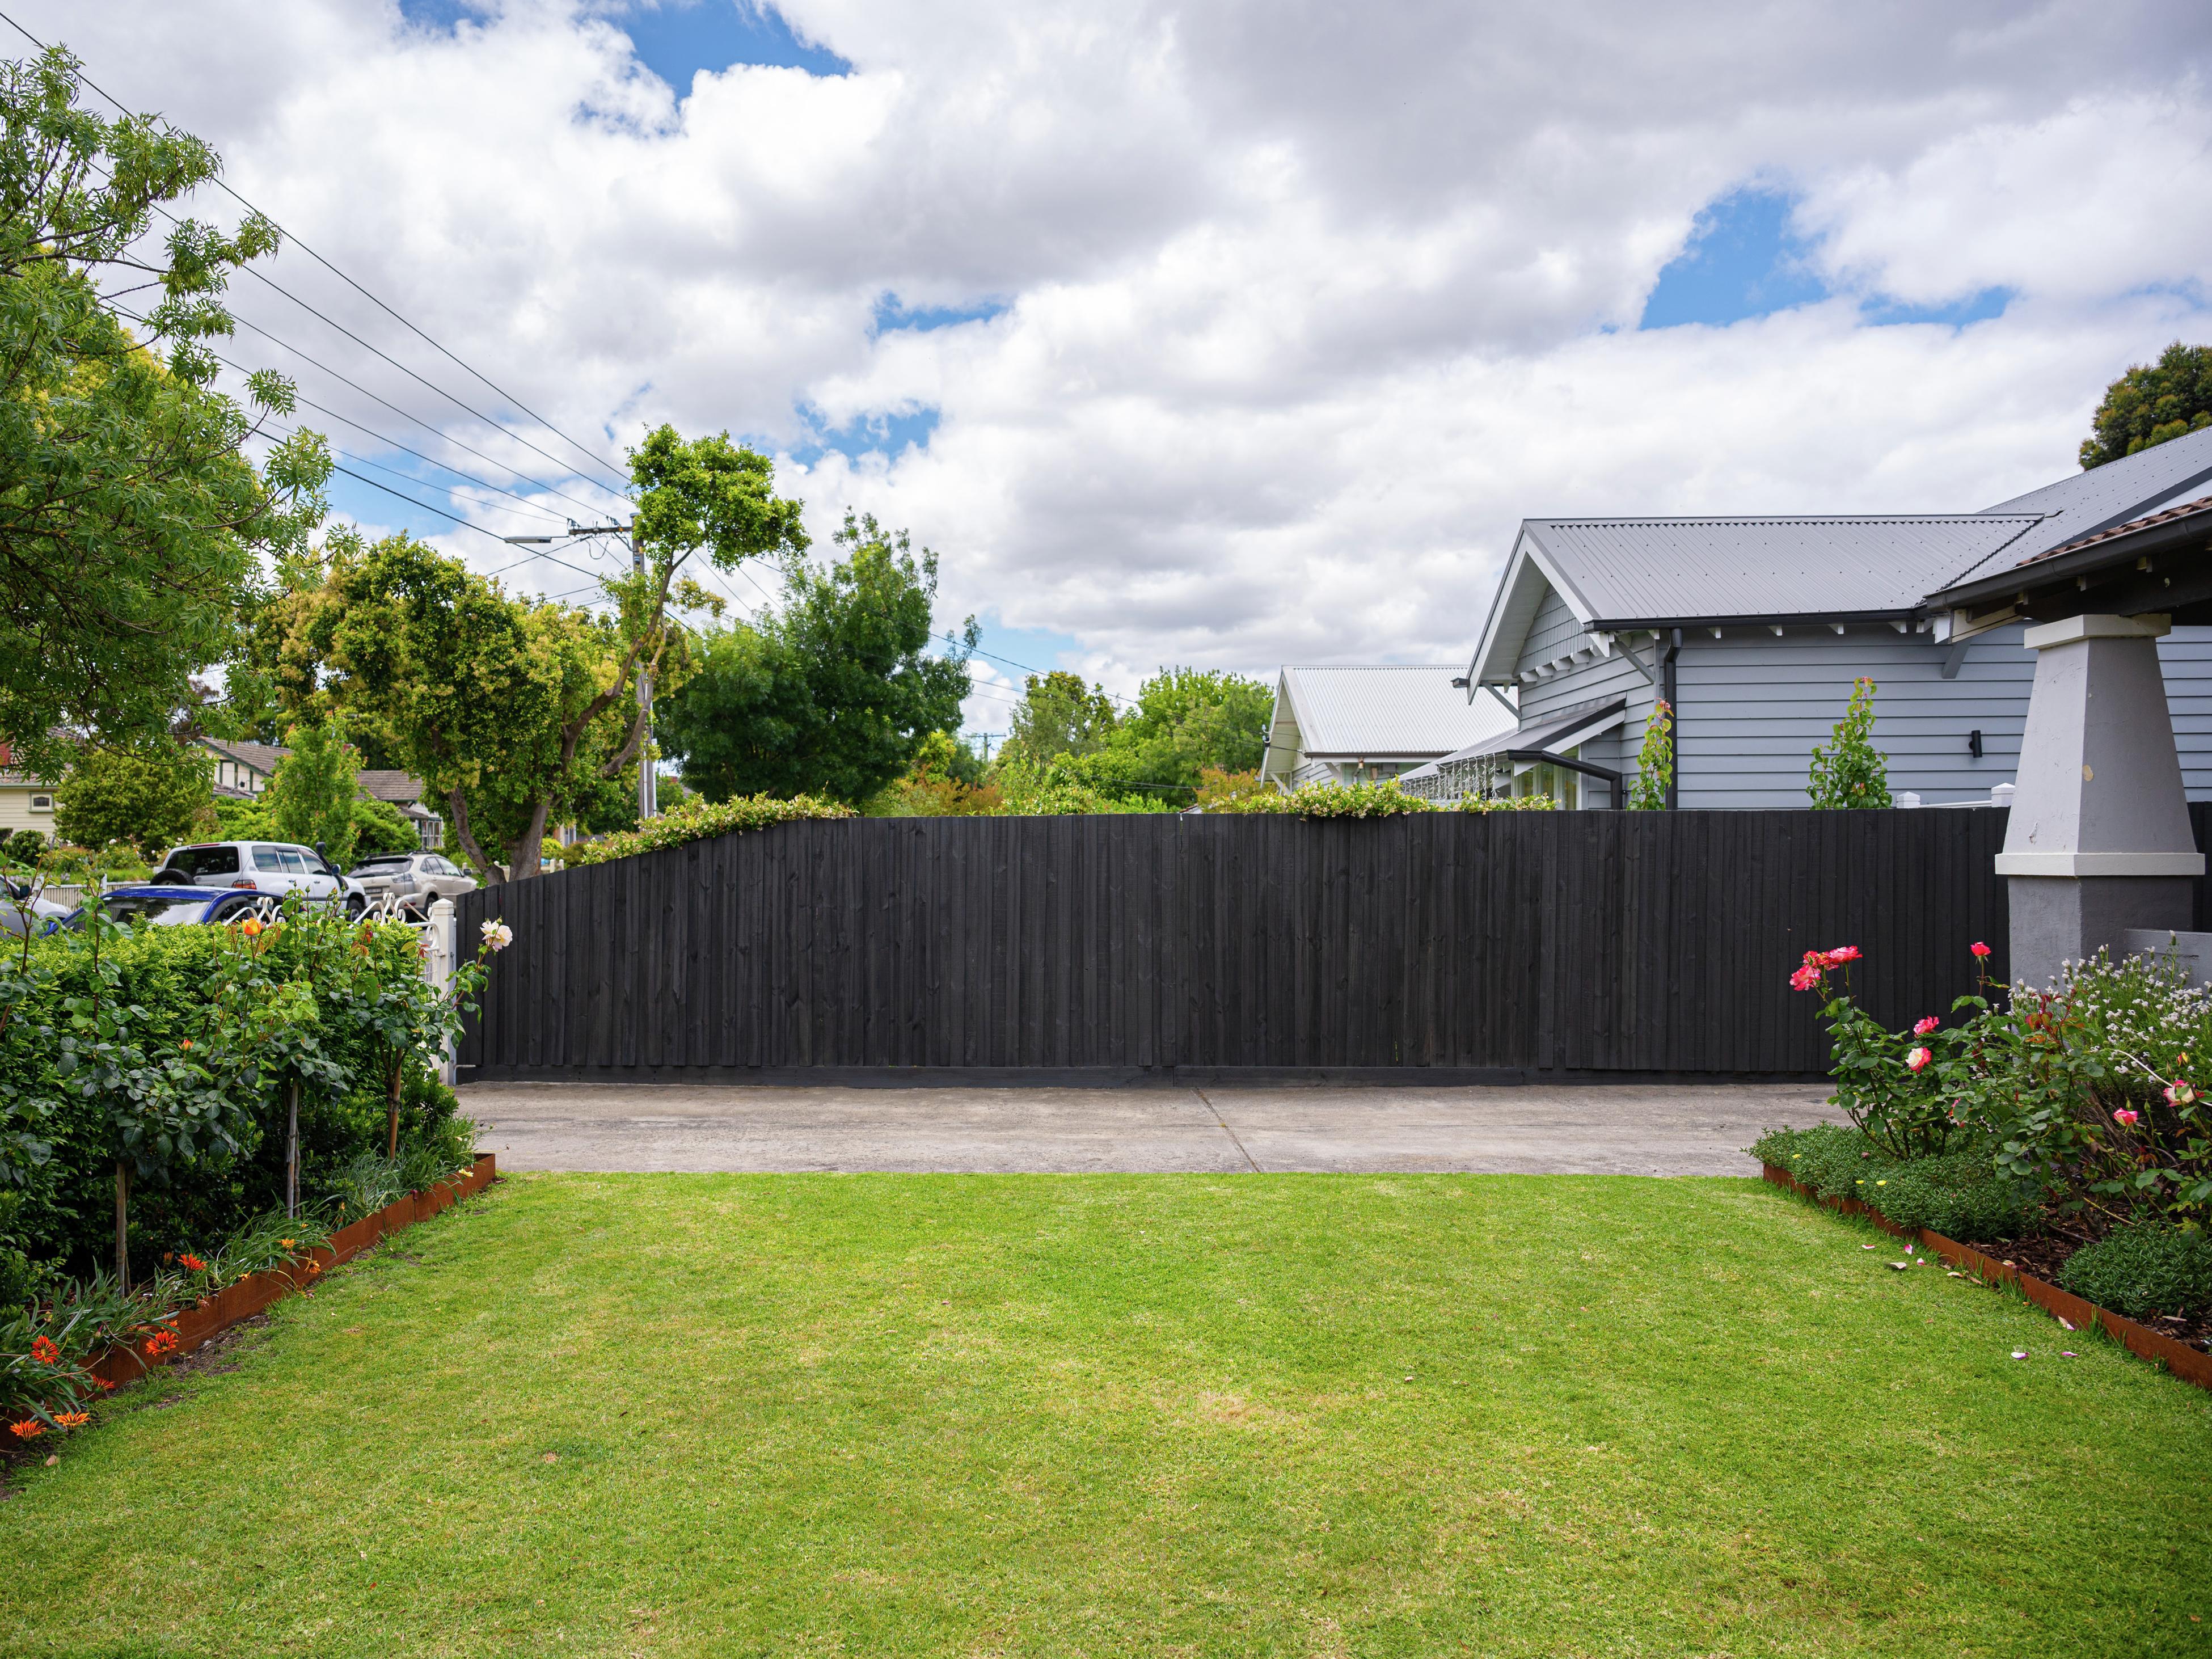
left=88, top=1153, right=497, bottom=1387
left=1761, top=1162, right=2212, bottom=1393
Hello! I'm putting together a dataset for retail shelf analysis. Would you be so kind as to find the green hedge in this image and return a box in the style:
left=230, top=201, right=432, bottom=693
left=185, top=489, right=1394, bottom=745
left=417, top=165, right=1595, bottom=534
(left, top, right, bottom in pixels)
left=563, top=793, right=853, bottom=866
left=1208, top=782, right=1559, bottom=818
left=1752, top=1122, right=2029, bottom=1243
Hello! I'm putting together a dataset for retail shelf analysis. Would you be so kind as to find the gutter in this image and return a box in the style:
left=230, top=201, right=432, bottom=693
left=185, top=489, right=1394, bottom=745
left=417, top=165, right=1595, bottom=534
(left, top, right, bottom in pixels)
left=1505, top=749, right=1623, bottom=809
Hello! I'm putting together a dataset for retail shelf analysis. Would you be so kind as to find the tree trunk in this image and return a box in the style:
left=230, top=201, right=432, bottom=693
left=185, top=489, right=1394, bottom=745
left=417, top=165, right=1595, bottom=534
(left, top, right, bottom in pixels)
left=447, top=786, right=505, bottom=885
left=387, top=1060, right=404, bottom=1158
left=113, top=1159, right=130, bottom=1294
left=285, top=1079, right=300, bottom=1219
left=506, top=797, right=554, bottom=885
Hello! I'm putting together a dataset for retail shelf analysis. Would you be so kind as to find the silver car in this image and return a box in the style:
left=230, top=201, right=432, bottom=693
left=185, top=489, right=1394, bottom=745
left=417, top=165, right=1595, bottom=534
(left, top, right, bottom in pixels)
left=150, top=841, right=361, bottom=908
left=346, top=850, right=477, bottom=915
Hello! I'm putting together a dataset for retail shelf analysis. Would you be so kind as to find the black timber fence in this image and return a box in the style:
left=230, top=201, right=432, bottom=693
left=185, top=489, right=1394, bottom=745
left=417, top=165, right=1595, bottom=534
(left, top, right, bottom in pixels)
left=458, top=807, right=2028, bottom=1084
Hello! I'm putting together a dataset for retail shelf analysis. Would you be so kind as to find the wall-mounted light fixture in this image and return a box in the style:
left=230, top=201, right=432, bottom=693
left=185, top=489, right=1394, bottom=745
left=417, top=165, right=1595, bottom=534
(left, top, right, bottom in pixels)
left=1968, top=729, right=1984, bottom=759
left=1450, top=676, right=1468, bottom=689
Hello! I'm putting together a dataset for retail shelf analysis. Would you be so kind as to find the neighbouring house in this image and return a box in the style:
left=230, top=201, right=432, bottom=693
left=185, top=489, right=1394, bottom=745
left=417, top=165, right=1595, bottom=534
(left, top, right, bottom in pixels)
left=196, top=737, right=446, bottom=851
left=0, top=742, right=57, bottom=841
left=1453, top=424, right=2212, bottom=809
left=1259, top=665, right=1517, bottom=790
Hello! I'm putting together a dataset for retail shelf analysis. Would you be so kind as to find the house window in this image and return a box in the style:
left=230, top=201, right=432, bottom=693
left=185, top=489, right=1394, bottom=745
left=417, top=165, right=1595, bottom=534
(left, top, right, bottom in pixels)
left=1514, top=752, right=1582, bottom=809
left=419, top=817, right=444, bottom=850
left=29, top=794, right=52, bottom=812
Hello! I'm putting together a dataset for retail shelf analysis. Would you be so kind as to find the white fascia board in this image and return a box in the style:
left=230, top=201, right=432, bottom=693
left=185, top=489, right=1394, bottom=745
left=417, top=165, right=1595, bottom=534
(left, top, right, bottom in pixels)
left=1468, top=527, right=1597, bottom=687
left=1995, top=851, right=2207, bottom=877
left=1259, top=672, right=1302, bottom=782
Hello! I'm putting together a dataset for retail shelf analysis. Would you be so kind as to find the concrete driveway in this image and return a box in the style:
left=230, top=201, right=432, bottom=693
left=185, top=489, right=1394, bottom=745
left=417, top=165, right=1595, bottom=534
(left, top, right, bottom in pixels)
left=460, top=1082, right=1845, bottom=1176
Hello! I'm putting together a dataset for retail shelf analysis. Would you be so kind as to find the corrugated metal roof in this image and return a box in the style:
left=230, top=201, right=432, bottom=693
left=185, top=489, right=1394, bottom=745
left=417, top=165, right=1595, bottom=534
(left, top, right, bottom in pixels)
left=2006, top=489, right=2212, bottom=572
left=1277, top=666, right=1516, bottom=757
left=1523, top=516, right=2042, bottom=623
left=1455, top=696, right=1629, bottom=761
left=1970, top=423, right=2212, bottom=570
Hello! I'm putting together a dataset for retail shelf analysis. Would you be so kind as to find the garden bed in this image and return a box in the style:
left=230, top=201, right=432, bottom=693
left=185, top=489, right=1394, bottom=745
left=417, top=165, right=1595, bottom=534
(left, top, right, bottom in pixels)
left=86, top=1153, right=496, bottom=1390
left=1761, top=1160, right=2212, bottom=1390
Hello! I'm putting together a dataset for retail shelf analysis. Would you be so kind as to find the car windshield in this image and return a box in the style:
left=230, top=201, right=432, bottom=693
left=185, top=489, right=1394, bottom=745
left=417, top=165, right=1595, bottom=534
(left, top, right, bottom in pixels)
left=162, top=845, right=239, bottom=879
left=99, top=892, right=211, bottom=925
left=353, top=856, right=409, bottom=872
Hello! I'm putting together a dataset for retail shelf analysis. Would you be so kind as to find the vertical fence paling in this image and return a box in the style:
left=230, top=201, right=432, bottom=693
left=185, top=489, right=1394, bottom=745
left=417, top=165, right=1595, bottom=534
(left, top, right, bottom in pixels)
left=458, top=807, right=2063, bottom=1079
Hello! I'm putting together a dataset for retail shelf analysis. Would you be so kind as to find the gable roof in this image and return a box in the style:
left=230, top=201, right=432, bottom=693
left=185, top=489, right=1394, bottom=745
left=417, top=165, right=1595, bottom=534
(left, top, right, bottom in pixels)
left=1265, top=666, right=1514, bottom=766
left=199, top=737, right=290, bottom=775
left=1467, top=424, right=2212, bottom=690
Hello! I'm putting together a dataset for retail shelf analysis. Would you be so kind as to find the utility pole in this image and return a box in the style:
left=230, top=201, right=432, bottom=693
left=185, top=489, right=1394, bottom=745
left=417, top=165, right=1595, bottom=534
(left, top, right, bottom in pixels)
left=503, top=518, right=654, bottom=820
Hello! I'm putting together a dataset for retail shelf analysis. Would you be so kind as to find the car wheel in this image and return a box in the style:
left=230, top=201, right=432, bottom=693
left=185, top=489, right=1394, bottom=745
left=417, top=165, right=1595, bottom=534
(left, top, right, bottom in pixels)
left=345, top=893, right=366, bottom=918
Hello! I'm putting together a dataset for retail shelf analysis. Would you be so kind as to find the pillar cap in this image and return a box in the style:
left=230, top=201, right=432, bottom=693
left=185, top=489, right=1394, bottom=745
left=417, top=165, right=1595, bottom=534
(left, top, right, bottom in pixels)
left=2021, top=613, right=2170, bottom=649
left=1996, top=850, right=2205, bottom=877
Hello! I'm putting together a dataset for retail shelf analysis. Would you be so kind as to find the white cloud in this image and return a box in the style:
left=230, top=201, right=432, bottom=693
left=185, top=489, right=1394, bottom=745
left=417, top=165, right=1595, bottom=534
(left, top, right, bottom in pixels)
left=26, top=0, right=2212, bottom=692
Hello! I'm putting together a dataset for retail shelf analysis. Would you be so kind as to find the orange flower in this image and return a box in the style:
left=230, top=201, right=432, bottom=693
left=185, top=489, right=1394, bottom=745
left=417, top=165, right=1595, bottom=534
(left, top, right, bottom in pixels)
left=279, top=1239, right=293, bottom=1250
left=178, top=1252, right=208, bottom=1273
left=9, top=1420, right=43, bottom=1438
left=141, top=1329, right=178, bottom=1358
left=89, top=1377, right=114, bottom=1392
left=31, top=1336, right=58, bottom=1366
left=53, top=1412, right=87, bottom=1429
left=179, top=1039, right=192, bottom=1050
left=240, top=918, right=263, bottom=937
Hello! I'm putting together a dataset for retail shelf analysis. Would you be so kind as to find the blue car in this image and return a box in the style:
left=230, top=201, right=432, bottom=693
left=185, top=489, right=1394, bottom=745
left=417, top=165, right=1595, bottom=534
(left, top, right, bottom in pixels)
left=61, top=885, right=278, bottom=930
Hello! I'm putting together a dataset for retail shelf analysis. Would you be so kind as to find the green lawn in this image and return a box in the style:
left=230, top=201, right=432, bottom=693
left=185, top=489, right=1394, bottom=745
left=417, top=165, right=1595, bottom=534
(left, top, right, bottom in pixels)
left=4, top=1173, right=2209, bottom=1658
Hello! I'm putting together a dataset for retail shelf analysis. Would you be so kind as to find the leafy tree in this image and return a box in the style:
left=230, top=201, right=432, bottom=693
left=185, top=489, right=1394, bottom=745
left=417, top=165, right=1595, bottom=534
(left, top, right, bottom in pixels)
left=868, top=732, right=1001, bottom=816
left=1105, top=668, right=1272, bottom=788
left=0, top=49, right=328, bottom=775
left=1194, top=767, right=1270, bottom=808
left=659, top=514, right=974, bottom=805
left=268, top=532, right=642, bottom=882
left=263, top=716, right=362, bottom=865
left=1001, top=671, right=1118, bottom=766
left=1808, top=679, right=1892, bottom=809
left=53, top=740, right=213, bottom=855
left=252, top=427, right=806, bottom=881
left=1627, top=699, right=1673, bottom=810
left=2081, top=343, right=2212, bottom=469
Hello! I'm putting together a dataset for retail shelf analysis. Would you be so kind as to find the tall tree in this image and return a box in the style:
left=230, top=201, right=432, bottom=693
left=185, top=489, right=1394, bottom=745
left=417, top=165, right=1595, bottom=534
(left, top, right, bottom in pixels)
left=1000, top=671, right=1118, bottom=766
left=1100, top=667, right=1272, bottom=788
left=0, top=49, right=327, bottom=772
left=2081, top=343, right=2212, bottom=469
left=250, top=426, right=805, bottom=881
left=262, top=717, right=363, bottom=866
left=658, top=514, right=974, bottom=804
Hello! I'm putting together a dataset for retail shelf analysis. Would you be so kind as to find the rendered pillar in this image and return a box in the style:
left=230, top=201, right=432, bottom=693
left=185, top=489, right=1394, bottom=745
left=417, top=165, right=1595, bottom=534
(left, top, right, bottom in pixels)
left=1994, top=614, right=2203, bottom=987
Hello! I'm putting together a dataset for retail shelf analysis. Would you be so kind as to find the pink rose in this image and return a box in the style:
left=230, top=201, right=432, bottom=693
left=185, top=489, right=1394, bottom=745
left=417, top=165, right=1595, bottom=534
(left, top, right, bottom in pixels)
left=2113, top=1108, right=2140, bottom=1126
left=1913, top=1016, right=1939, bottom=1036
left=1907, top=1046, right=1932, bottom=1073
left=1969, top=941, right=1991, bottom=959
left=2165, top=1080, right=2196, bottom=1107
left=1789, top=965, right=1824, bottom=992
left=1825, top=945, right=1863, bottom=965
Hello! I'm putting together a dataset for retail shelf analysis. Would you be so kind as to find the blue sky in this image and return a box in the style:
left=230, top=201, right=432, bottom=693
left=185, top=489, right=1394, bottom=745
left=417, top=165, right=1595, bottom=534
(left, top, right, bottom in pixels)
left=1640, top=187, right=2012, bottom=330
left=398, top=0, right=849, bottom=81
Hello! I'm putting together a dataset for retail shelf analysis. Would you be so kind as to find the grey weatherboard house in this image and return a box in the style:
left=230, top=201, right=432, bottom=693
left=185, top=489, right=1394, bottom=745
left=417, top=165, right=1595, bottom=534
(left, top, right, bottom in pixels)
left=1451, top=425, right=2212, bottom=808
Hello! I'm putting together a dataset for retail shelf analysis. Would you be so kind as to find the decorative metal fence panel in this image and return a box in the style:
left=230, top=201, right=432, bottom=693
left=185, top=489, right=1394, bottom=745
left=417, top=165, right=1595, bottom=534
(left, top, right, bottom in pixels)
left=458, top=807, right=2031, bottom=1082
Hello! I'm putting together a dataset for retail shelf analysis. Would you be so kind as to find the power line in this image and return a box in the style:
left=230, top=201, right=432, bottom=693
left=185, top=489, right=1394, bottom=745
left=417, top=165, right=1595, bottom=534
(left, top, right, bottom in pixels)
left=268, top=425, right=565, bottom=529
left=0, top=6, right=632, bottom=492
left=277, top=395, right=570, bottom=523
left=328, top=464, right=609, bottom=588
left=100, top=293, right=617, bottom=521
left=934, top=632, right=1136, bottom=704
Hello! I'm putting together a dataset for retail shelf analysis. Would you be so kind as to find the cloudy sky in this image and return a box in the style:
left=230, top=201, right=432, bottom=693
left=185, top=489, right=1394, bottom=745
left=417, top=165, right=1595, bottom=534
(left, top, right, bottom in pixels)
left=22, top=0, right=2212, bottom=734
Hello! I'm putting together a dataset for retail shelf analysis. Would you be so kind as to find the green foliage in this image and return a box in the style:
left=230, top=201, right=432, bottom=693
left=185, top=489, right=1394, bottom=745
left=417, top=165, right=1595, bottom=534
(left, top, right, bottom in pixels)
left=1000, top=671, right=1119, bottom=766
left=52, top=740, right=213, bottom=857
left=659, top=514, right=972, bottom=807
left=1193, top=767, right=1270, bottom=809
left=1100, top=668, right=1272, bottom=790
left=2080, top=342, right=2212, bottom=469
left=865, top=733, right=1002, bottom=817
left=1, top=829, right=43, bottom=867
left=1806, top=678, right=1891, bottom=809
left=2057, top=1222, right=2212, bottom=1319
left=263, top=717, right=363, bottom=865
left=564, top=792, right=854, bottom=866
left=1628, top=699, right=1673, bottom=810
left=1210, top=780, right=1559, bottom=818
left=0, top=898, right=487, bottom=1286
left=1753, top=1123, right=2029, bottom=1243
left=989, top=755, right=1171, bottom=816
left=0, top=49, right=330, bottom=775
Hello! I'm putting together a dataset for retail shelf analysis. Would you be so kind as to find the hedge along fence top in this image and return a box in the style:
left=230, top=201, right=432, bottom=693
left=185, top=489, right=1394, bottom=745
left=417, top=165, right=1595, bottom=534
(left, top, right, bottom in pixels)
left=1761, top=1162, right=2212, bottom=1394
left=84, top=1154, right=497, bottom=1392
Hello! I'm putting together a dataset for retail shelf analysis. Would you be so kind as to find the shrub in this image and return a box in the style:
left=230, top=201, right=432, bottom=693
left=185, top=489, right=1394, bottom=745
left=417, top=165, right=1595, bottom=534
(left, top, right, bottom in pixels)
left=565, top=792, right=854, bottom=866
left=2057, top=1223, right=2212, bottom=1320
left=0, top=896, right=488, bottom=1284
left=1754, top=1122, right=2029, bottom=1242
left=1, top=829, right=43, bottom=868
